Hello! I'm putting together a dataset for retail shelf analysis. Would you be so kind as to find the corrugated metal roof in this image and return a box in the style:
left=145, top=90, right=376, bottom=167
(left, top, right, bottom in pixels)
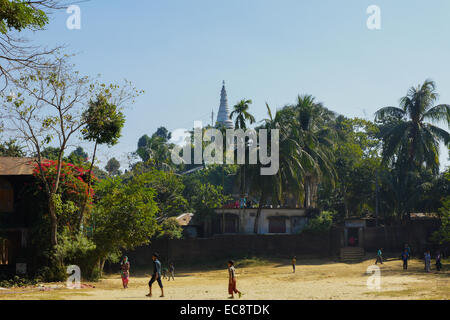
left=0, top=157, right=35, bottom=176
left=176, top=213, right=194, bottom=226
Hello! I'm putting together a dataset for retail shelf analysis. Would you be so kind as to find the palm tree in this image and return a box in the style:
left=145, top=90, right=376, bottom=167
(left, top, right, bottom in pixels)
left=249, top=103, right=305, bottom=233
left=230, top=99, right=255, bottom=198
left=291, top=95, right=336, bottom=208
left=375, top=79, right=450, bottom=174
left=375, top=80, right=450, bottom=221
left=230, top=99, right=256, bottom=130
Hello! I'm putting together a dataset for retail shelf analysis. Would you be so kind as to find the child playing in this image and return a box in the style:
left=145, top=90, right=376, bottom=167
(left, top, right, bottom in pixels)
left=375, top=248, right=383, bottom=264
left=168, top=262, right=175, bottom=281
left=435, top=251, right=442, bottom=272
left=292, top=256, right=297, bottom=273
left=162, top=266, right=168, bottom=280
left=401, top=248, right=409, bottom=270
left=227, top=260, right=243, bottom=299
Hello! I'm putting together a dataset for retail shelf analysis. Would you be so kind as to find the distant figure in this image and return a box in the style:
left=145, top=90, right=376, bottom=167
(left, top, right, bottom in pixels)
left=401, top=248, right=409, bottom=270
left=292, top=256, right=297, bottom=273
left=424, top=251, right=431, bottom=273
left=375, top=248, right=383, bottom=264
left=120, top=256, right=130, bottom=289
left=435, top=251, right=442, bottom=272
left=349, top=236, right=355, bottom=247
left=146, top=252, right=164, bottom=297
left=162, top=266, right=168, bottom=280
left=227, top=260, right=242, bottom=299
left=404, top=244, right=411, bottom=257
left=168, top=262, right=175, bottom=281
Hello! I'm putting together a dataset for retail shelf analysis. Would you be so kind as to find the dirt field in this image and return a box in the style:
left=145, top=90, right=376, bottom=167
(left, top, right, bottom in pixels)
left=1, top=257, right=448, bottom=300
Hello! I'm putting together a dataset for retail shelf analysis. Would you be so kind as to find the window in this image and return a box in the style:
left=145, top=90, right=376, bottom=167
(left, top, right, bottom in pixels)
left=0, top=239, right=9, bottom=265
left=0, top=178, right=14, bottom=213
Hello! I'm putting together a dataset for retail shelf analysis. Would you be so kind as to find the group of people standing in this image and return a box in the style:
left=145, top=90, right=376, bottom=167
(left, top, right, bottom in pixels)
left=376, top=244, right=444, bottom=272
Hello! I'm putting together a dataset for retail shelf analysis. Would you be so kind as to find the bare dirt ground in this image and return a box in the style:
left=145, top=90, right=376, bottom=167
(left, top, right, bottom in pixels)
left=1, top=257, right=448, bottom=300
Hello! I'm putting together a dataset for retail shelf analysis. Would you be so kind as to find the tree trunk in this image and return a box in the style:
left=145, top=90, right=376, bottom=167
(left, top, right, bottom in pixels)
left=253, top=190, right=267, bottom=234
left=79, top=141, right=98, bottom=228
left=49, top=195, right=58, bottom=246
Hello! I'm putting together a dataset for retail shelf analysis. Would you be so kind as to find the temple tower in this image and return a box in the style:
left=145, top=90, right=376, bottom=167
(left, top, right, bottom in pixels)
left=216, top=81, right=234, bottom=129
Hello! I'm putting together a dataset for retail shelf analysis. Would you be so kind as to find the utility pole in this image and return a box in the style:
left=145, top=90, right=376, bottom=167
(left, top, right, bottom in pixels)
left=375, top=168, right=379, bottom=227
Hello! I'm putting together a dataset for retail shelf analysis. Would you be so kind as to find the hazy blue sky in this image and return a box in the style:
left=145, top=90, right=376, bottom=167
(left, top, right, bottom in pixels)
left=32, top=0, right=450, bottom=169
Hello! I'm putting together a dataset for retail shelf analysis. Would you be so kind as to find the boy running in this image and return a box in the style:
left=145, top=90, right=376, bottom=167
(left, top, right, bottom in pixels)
left=146, top=253, right=164, bottom=297
left=227, top=260, right=242, bottom=299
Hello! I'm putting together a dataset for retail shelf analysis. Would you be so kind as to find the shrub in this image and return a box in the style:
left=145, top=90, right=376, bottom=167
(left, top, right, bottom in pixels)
left=302, top=210, right=336, bottom=234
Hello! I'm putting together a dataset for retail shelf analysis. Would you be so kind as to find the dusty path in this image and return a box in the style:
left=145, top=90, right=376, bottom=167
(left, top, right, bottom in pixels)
left=1, top=258, right=448, bottom=300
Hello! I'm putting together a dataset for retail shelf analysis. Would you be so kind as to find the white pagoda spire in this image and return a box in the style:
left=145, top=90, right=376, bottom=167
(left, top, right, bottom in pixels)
left=216, top=81, right=234, bottom=129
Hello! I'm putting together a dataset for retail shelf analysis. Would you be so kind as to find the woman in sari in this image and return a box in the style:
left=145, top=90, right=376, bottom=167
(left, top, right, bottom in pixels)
left=120, top=256, right=130, bottom=289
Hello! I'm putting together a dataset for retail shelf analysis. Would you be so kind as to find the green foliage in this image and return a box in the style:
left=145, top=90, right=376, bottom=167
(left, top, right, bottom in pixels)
left=125, top=167, right=189, bottom=219
left=82, top=94, right=125, bottom=146
left=303, top=211, right=336, bottom=234
left=136, top=132, right=174, bottom=170
left=318, top=116, right=382, bottom=219
left=431, top=171, right=450, bottom=245
left=0, top=0, right=49, bottom=34
left=0, top=276, right=39, bottom=288
left=158, top=217, right=183, bottom=239
left=105, top=157, right=121, bottom=176
left=0, top=138, right=24, bottom=156
left=91, top=174, right=159, bottom=263
left=67, top=147, right=89, bottom=166
left=189, top=183, right=231, bottom=220
left=230, top=99, right=255, bottom=129
left=375, top=79, right=450, bottom=174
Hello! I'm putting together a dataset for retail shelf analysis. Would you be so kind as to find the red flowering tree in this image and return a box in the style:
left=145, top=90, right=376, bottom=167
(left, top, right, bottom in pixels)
left=33, top=160, right=96, bottom=229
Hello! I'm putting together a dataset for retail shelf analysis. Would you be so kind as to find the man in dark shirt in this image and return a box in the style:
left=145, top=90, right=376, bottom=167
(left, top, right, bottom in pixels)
left=146, top=252, right=164, bottom=297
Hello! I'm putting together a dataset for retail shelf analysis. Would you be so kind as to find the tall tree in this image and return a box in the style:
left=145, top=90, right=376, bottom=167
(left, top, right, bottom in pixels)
left=291, top=95, right=336, bottom=208
left=230, top=99, right=255, bottom=130
left=230, top=99, right=255, bottom=197
left=375, top=80, right=450, bottom=221
left=105, top=157, right=121, bottom=176
left=80, top=93, right=127, bottom=226
left=375, top=79, right=450, bottom=174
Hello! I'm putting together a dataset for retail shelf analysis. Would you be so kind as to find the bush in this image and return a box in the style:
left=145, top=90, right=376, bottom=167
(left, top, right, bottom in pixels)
left=158, top=217, right=183, bottom=239
left=302, top=210, right=336, bottom=234
left=50, top=228, right=98, bottom=281
left=0, top=276, right=39, bottom=288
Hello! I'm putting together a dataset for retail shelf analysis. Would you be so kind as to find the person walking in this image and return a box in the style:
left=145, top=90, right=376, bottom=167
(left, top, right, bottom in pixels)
left=375, top=248, right=383, bottom=265
left=146, top=253, right=164, bottom=297
left=168, top=262, right=175, bottom=281
left=120, top=256, right=130, bottom=289
left=227, top=260, right=243, bottom=299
